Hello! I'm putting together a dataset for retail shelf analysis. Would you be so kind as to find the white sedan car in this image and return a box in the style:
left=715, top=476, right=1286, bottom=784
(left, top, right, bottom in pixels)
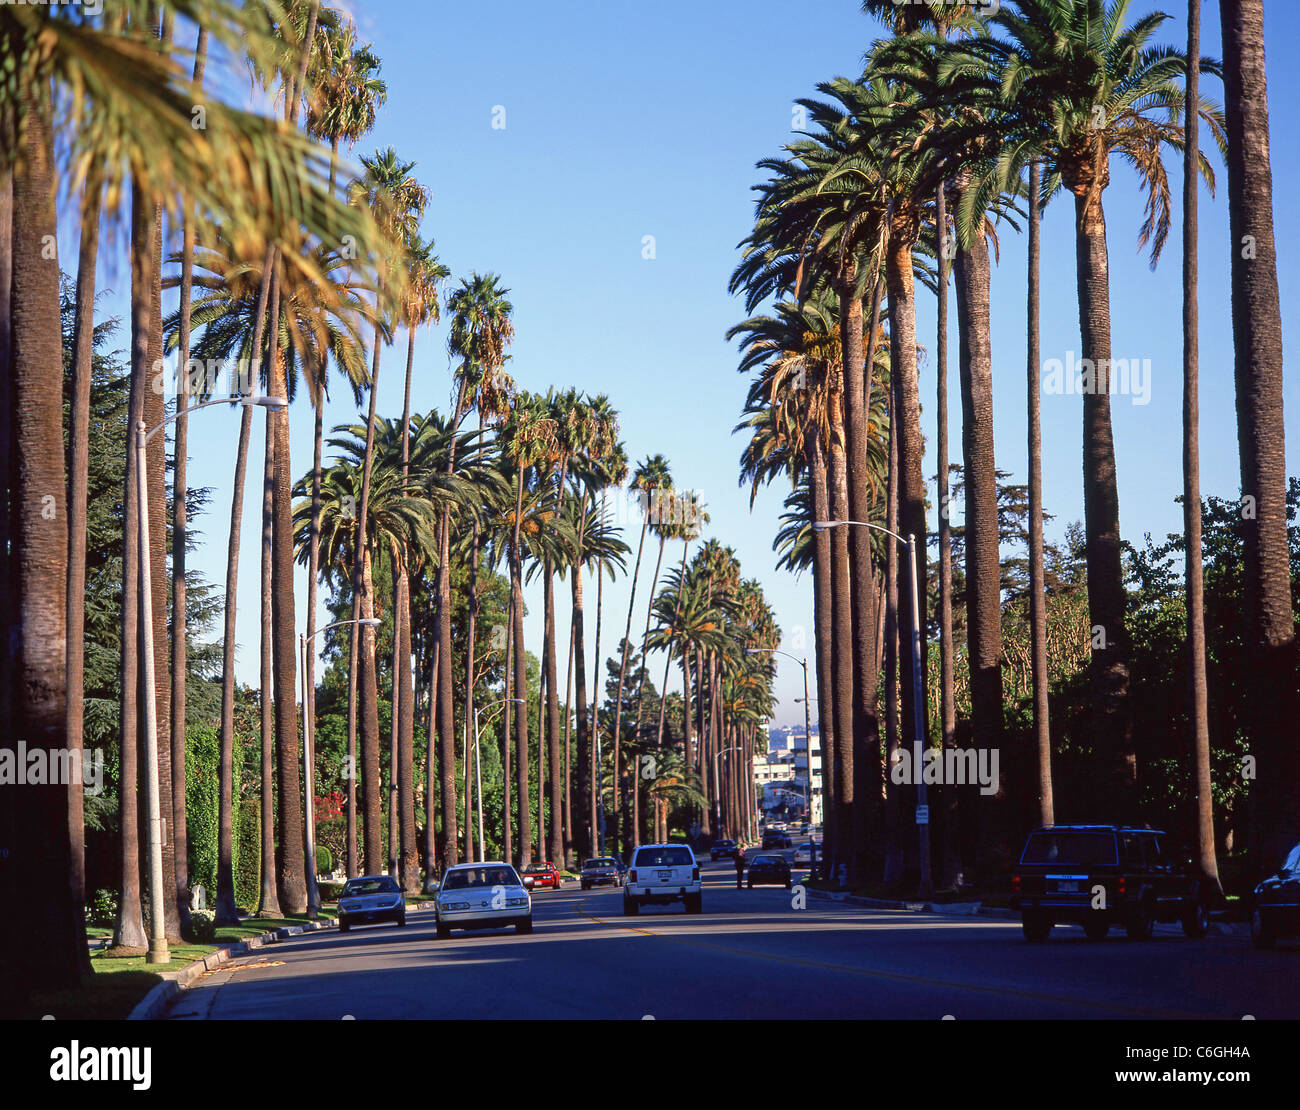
left=793, top=841, right=822, bottom=866
left=435, top=862, right=533, bottom=938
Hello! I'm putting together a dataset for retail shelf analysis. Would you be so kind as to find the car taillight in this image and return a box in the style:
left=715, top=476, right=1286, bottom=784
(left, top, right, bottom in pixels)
left=1011, top=874, right=1021, bottom=893
left=692, top=867, right=700, bottom=881
left=1118, top=876, right=1126, bottom=896
left=629, top=870, right=637, bottom=883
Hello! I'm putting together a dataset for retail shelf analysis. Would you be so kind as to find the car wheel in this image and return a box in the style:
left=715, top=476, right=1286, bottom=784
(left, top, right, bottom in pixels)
left=746, top=879, right=753, bottom=889
left=1251, top=907, right=1276, bottom=950
left=623, top=896, right=639, bottom=916
left=435, top=920, right=450, bottom=940
left=1082, top=916, right=1109, bottom=941
left=687, top=894, right=702, bottom=914
left=516, top=916, right=533, bottom=935
left=1181, top=898, right=1209, bottom=938
left=581, top=881, right=588, bottom=890
left=397, top=913, right=407, bottom=928
left=1126, top=897, right=1155, bottom=940
left=785, top=879, right=793, bottom=890
left=338, top=920, right=350, bottom=933
left=1021, top=912, right=1051, bottom=943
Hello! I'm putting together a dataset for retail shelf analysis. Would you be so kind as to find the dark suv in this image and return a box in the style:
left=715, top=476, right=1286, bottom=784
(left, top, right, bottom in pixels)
left=710, top=839, right=739, bottom=860
left=762, top=829, right=792, bottom=850
left=1010, top=825, right=1210, bottom=942
left=1251, top=838, right=1300, bottom=949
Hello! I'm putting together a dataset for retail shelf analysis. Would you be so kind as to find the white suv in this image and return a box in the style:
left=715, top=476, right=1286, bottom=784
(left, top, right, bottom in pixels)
left=624, top=843, right=702, bottom=915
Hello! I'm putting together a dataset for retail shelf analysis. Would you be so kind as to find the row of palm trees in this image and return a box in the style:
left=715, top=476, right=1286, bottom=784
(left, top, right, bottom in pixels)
left=2, top=2, right=784, bottom=1001
left=730, top=0, right=1293, bottom=891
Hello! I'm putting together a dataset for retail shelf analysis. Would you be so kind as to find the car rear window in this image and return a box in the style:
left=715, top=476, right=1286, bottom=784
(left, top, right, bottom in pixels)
left=635, top=847, right=694, bottom=867
left=342, top=877, right=399, bottom=895
left=585, top=859, right=616, bottom=868
left=1020, top=832, right=1117, bottom=866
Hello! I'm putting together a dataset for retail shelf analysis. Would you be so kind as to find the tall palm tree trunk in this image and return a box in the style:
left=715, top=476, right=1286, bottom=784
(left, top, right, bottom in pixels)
left=611, top=510, right=649, bottom=850
left=1183, top=1, right=1218, bottom=893
left=1219, top=0, right=1297, bottom=877
left=359, top=546, right=383, bottom=873
left=66, top=172, right=102, bottom=907
left=4, top=89, right=87, bottom=988
left=574, top=536, right=594, bottom=862
left=168, top=26, right=208, bottom=938
left=545, top=557, right=564, bottom=865
left=257, top=406, right=281, bottom=917
left=808, top=432, right=836, bottom=854
left=883, top=402, right=903, bottom=885
left=953, top=214, right=1004, bottom=879
left=215, top=250, right=273, bottom=925
left=1072, top=190, right=1134, bottom=818
left=839, top=269, right=882, bottom=887
left=934, top=184, right=959, bottom=892
left=825, top=387, right=855, bottom=885
left=511, top=479, right=532, bottom=867
left=1026, top=161, right=1053, bottom=829
left=886, top=222, right=930, bottom=870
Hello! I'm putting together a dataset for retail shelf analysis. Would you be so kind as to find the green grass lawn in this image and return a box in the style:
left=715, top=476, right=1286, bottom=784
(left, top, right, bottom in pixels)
left=8, top=913, right=337, bottom=1020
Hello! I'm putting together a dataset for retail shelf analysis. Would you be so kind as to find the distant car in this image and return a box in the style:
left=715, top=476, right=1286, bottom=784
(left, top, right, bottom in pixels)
left=799, top=821, right=811, bottom=836
left=793, top=841, right=821, bottom=866
left=710, top=839, right=739, bottom=861
left=522, top=861, right=562, bottom=890
left=337, top=875, right=405, bottom=932
left=625, top=843, right=701, bottom=915
left=581, top=857, right=624, bottom=889
left=1251, top=839, right=1300, bottom=949
left=1011, top=825, right=1210, bottom=942
left=435, top=862, right=533, bottom=938
left=746, top=854, right=792, bottom=889
left=762, top=829, right=792, bottom=850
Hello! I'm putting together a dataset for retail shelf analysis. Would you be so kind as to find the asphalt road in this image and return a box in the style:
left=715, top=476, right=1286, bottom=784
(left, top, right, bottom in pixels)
left=165, top=856, right=1297, bottom=1020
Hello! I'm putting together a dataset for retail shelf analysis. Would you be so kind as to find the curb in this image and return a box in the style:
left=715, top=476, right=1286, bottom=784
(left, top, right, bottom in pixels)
left=126, top=919, right=333, bottom=1021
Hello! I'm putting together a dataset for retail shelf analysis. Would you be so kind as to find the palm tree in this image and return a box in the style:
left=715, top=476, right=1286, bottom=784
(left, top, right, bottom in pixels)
left=1218, top=0, right=1297, bottom=877
left=445, top=273, right=516, bottom=868
left=609, top=455, right=673, bottom=851
left=976, top=0, right=1224, bottom=815
left=304, top=16, right=387, bottom=196
left=345, top=147, right=427, bottom=874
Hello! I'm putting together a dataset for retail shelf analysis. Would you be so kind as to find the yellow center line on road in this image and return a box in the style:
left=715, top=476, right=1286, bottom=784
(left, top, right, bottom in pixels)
left=573, top=896, right=1205, bottom=1020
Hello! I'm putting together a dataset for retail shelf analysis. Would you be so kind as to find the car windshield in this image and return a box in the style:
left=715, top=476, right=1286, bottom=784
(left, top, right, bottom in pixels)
left=524, top=864, right=547, bottom=873
left=1020, top=832, right=1117, bottom=866
left=442, top=866, right=518, bottom=890
left=634, top=847, right=693, bottom=867
left=342, top=877, right=399, bottom=896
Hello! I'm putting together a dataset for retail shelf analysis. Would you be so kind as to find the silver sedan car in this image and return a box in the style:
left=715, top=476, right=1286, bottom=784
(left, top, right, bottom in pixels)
left=435, top=862, right=533, bottom=939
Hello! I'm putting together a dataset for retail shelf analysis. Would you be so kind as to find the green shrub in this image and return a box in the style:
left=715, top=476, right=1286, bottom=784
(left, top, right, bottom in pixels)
left=316, top=844, right=333, bottom=876
left=190, top=909, right=216, bottom=941
left=235, top=798, right=260, bottom=909
left=318, top=880, right=345, bottom=903
left=86, top=888, right=117, bottom=927
left=185, top=723, right=220, bottom=897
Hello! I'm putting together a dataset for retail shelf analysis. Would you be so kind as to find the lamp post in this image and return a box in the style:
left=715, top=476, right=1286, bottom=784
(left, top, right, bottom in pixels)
left=136, top=394, right=286, bottom=963
left=474, top=698, right=524, bottom=861
left=715, top=744, right=745, bottom=840
left=815, top=520, right=931, bottom=898
left=300, top=616, right=381, bottom=911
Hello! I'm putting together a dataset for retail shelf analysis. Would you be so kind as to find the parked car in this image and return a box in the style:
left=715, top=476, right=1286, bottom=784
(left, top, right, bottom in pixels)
left=762, top=829, right=792, bottom=850
left=522, top=861, right=562, bottom=890
left=581, top=857, right=624, bottom=889
left=710, top=838, right=739, bottom=861
left=793, top=841, right=821, bottom=866
left=338, top=874, right=406, bottom=932
left=746, top=854, right=792, bottom=889
left=1010, top=825, right=1210, bottom=942
left=624, top=843, right=701, bottom=915
left=435, top=862, right=533, bottom=938
left=1251, top=838, right=1300, bottom=949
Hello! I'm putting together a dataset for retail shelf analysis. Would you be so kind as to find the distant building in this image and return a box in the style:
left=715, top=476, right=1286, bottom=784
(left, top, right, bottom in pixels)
left=754, top=727, right=822, bottom=825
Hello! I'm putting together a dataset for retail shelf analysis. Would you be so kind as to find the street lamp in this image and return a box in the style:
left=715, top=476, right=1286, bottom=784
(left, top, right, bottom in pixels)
left=473, top=698, right=524, bottom=862
left=136, top=394, right=286, bottom=963
left=815, top=519, right=931, bottom=898
left=300, top=616, right=381, bottom=912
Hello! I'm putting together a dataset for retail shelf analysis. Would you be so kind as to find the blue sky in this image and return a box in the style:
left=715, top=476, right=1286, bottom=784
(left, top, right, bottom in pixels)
left=67, top=0, right=1299, bottom=727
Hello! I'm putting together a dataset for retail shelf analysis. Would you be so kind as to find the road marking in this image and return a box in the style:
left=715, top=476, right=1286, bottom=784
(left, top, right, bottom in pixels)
left=573, top=897, right=1205, bottom=1019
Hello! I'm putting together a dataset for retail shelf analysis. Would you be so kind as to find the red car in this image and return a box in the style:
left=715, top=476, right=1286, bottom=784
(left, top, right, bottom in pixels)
left=522, top=861, right=562, bottom=890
